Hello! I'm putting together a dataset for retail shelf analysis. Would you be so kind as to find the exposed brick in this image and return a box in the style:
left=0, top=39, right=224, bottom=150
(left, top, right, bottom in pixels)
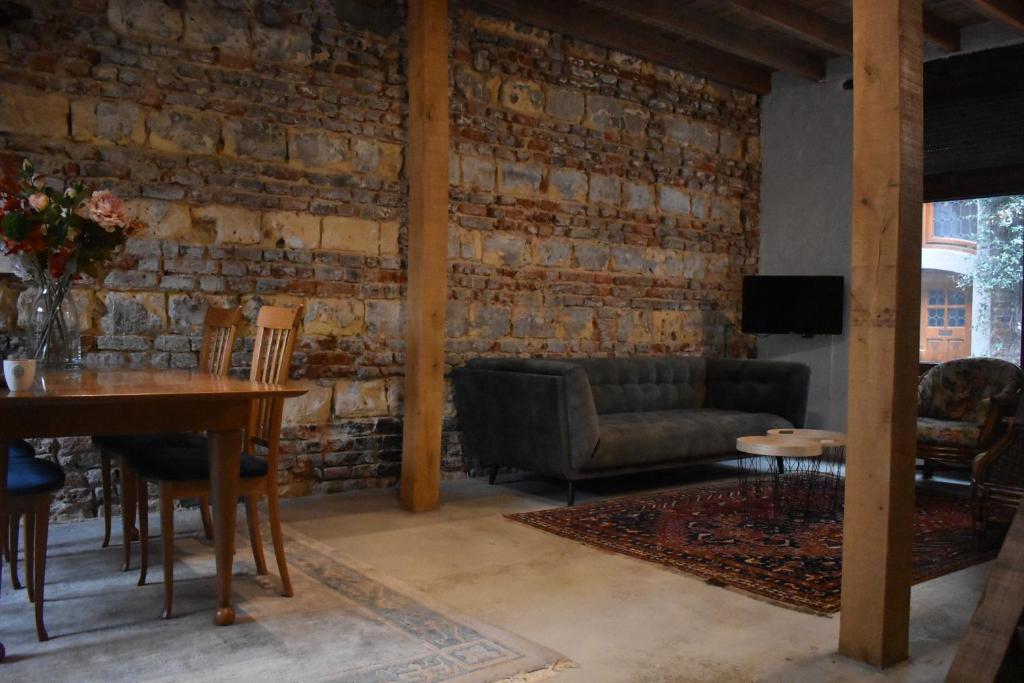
left=191, top=205, right=262, bottom=245
left=321, top=216, right=380, bottom=254
left=71, top=99, right=146, bottom=146
left=223, top=119, right=287, bottom=161
left=107, top=0, right=184, bottom=42
left=148, top=108, right=220, bottom=154
left=0, top=87, right=69, bottom=138
left=262, top=211, right=322, bottom=249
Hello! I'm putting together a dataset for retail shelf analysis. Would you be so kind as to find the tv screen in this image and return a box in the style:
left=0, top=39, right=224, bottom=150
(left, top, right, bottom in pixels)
left=741, top=275, right=844, bottom=335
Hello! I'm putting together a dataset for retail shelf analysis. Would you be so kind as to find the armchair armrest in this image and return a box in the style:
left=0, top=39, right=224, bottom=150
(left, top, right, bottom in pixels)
left=452, top=359, right=600, bottom=479
left=974, top=417, right=1024, bottom=483
left=979, top=392, right=1022, bottom=450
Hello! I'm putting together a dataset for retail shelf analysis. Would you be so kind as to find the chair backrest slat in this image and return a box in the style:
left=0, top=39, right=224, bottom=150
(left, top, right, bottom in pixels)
left=198, top=306, right=242, bottom=376
left=247, top=305, right=303, bottom=459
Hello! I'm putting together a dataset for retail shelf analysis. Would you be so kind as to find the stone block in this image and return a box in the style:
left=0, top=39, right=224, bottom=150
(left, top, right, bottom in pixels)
left=497, top=161, right=542, bottom=196
left=183, top=1, right=251, bottom=54
left=548, top=168, right=587, bottom=202
left=557, top=307, right=594, bottom=339
left=584, top=95, right=623, bottom=130
left=191, top=205, right=261, bottom=245
left=252, top=23, right=312, bottom=64
left=470, top=303, right=511, bottom=338
left=223, top=118, right=287, bottom=161
left=460, top=156, right=495, bottom=191
left=127, top=200, right=199, bottom=242
left=108, top=0, right=183, bottom=42
left=482, top=232, right=528, bottom=268
left=588, top=174, right=621, bottom=206
left=499, top=79, right=544, bottom=116
left=378, top=221, right=400, bottom=256
left=572, top=242, right=609, bottom=271
left=544, top=85, right=584, bottom=123
left=710, top=197, right=741, bottom=225
left=622, top=104, right=650, bottom=135
left=71, top=99, right=146, bottom=146
left=303, top=298, right=364, bottom=336
left=534, top=239, right=572, bottom=268
left=657, top=185, right=691, bottom=216
left=99, top=292, right=167, bottom=335
left=0, top=87, right=69, bottom=138
left=167, top=293, right=223, bottom=333
left=609, top=245, right=645, bottom=273
left=446, top=300, right=468, bottom=338
left=148, top=108, right=220, bottom=154
left=283, top=381, right=333, bottom=426
left=321, top=216, right=380, bottom=255
left=333, top=378, right=389, bottom=418
left=262, top=211, right=322, bottom=249
left=617, top=310, right=653, bottom=344
left=454, top=64, right=488, bottom=102
left=365, top=299, right=402, bottom=337
left=624, top=182, right=654, bottom=212
left=288, top=128, right=350, bottom=172
left=653, top=310, right=697, bottom=344
left=719, top=128, right=743, bottom=160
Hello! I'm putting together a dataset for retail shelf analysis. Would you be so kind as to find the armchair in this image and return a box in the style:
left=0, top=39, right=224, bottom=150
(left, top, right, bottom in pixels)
left=917, top=357, right=1023, bottom=476
left=973, top=415, right=1024, bottom=546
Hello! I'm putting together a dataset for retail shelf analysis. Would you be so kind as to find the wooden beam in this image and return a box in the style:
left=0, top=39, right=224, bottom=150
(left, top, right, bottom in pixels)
left=401, top=0, right=449, bottom=513
left=839, top=0, right=923, bottom=669
left=726, top=0, right=853, bottom=55
left=581, top=0, right=826, bottom=80
left=946, top=504, right=1024, bottom=682
left=923, top=10, right=962, bottom=52
left=473, top=0, right=773, bottom=95
left=968, top=0, right=1024, bottom=32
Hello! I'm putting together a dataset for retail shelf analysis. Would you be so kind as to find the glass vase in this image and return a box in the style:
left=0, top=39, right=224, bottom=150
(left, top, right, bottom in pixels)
left=28, top=276, right=82, bottom=368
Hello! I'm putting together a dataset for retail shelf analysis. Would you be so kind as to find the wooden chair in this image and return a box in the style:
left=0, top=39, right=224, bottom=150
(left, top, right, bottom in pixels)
left=973, top=414, right=1024, bottom=548
left=3, top=439, right=65, bottom=641
left=131, top=305, right=302, bottom=618
left=96, top=305, right=241, bottom=559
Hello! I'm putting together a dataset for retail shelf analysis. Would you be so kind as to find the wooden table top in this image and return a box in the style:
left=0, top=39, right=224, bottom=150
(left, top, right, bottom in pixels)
left=0, top=369, right=305, bottom=405
left=736, top=435, right=822, bottom=457
left=767, top=428, right=847, bottom=447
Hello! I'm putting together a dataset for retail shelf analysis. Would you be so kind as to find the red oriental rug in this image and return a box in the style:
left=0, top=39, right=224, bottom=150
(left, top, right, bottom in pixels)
left=507, top=477, right=1000, bottom=615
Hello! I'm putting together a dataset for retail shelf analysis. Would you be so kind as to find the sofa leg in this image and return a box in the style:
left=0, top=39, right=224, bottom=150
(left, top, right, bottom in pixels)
left=488, top=465, right=499, bottom=485
left=775, top=457, right=785, bottom=475
left=922, top=460, right=934, bottom=480
left=567, top=481, right=576, bottom=507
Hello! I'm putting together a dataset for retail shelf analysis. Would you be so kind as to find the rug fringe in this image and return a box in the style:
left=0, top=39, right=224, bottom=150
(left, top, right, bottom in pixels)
left=495, top=659, right=578, bottom=682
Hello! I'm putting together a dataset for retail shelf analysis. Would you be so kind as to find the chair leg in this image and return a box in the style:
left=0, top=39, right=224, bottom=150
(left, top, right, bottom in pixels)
left=245, top=496, right=268, bottom=575
left=24, top=507, right=35, bottom=603
left=8, top=510, right=21, bottom=590
left=266, top=486, right=293, bottom=597
left=567, top=481, right=576, bottom=507
left=488, top=464, right=499, bottom=485
left=138, top=480, right=150, bottom=586
left=922, top=460, right=934, bottom=480
left=199, top=496, right=214, bottom=540
left=121, top=467, right=137, bottom=572
left=32, top=495, right=50, bottom=642
left=101, top=453, right=112, bottom=548
left=159, top=484, right=175, bottom=619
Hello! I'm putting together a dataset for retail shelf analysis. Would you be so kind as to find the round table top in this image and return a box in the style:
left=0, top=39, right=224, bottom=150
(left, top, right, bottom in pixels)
left=767, top=428, right=846, bottom=447
left=736, top=435, right=822, bottom=457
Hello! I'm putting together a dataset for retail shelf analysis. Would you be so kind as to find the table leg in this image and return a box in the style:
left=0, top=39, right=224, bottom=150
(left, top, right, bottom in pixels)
left=0, top=440, right=8, bottom=662
left=208, top=429, right=243, bottom=626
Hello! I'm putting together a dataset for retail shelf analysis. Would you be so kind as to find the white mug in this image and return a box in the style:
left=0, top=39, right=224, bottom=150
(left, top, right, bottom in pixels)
left=4, top=359, right=37, bottom=392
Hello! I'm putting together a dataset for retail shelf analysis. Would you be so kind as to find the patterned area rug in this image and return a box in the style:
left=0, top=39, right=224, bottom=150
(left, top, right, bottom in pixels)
left=508, top=476, right=998, bottom=615
left=0, top=518, right=566, bottom=682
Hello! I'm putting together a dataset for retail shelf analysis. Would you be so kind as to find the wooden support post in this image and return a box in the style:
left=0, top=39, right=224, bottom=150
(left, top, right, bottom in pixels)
left=401, top=0, right=449, bottom=513
left=838, top=0, right=923, bottom=668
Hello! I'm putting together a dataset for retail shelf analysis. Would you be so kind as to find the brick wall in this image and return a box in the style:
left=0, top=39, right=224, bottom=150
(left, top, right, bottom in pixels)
left=0, top=0, right=760, bottom=520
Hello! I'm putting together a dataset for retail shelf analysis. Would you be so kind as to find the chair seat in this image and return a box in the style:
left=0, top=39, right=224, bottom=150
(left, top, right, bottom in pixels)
left=917, top=417, right=980, bottom=449
left=8, top=456, right=66, bottom=496
left=10, top=439, right=36, bottom=460
left=130, top=445, right=268, bottom=482
left=94, top=433, right=207, bottom=454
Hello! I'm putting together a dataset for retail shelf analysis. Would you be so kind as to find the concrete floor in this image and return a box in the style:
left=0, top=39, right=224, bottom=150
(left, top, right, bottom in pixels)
left=281, top=466, right=988, bottom=683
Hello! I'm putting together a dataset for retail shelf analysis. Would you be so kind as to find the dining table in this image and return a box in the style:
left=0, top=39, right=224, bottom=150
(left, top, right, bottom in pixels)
left=0, top=368, right=305, bottom=660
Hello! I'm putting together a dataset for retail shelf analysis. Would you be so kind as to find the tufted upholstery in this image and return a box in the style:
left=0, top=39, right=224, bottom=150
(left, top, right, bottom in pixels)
left=706, top=358, right=811, bottom=429
left=572, top=357, right=706, bottom=415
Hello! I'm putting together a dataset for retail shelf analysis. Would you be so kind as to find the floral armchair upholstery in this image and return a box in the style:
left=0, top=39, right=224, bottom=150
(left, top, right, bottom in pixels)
left=917, top=357, right=1024, bottom=475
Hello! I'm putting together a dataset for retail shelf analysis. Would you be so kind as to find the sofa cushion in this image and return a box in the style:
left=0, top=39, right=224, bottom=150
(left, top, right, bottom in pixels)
left=571, top=357, right=706, bottom=415
left=917, top=417, right=980, bottom=449
left=580, top=408, right=793, bottom=472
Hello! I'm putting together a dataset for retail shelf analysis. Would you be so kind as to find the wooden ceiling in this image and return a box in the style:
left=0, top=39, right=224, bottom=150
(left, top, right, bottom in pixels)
left=471, top=0, right=1024, bottom=94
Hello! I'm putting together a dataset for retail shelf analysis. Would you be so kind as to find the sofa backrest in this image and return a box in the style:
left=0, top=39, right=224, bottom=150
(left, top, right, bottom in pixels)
left=569, top=357, right=707, bottom=415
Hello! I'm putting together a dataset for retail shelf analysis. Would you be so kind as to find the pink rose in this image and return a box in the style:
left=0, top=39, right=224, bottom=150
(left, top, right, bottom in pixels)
left=87, top=190, right=128, bottom=231
left=28, top=192, right=49, bottom=211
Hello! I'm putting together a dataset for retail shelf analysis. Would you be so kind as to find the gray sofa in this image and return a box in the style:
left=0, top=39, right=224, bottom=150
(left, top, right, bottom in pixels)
left=453, top=356, right=811, bottom=504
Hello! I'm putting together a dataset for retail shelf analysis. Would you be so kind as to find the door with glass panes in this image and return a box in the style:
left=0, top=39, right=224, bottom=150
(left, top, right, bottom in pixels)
left=920, top=270, right=972, bottom=363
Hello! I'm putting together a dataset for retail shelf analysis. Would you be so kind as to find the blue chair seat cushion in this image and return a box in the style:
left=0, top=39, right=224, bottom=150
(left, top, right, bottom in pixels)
left=10, top=439, right=36, bottom=460
left=94, top=433, right=207, bottom=454
left=8, top=456, right=65, bottom=496
left=129, top=445, right=268, bottom=482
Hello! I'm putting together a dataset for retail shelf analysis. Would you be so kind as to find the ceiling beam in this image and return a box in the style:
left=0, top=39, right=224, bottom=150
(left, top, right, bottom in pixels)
left=923, top=10, right=962, bottom=51
left=968, top=0, right=1024, bottom=32
left=471, top=0, right=773, bottom=94
left=726, top=0, right=853, bottom=55
left=580, top=0, right=826, bottom=81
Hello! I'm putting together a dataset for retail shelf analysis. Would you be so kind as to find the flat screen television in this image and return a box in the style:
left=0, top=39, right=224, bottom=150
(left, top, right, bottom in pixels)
left=741, top=275, right=844, bottom=336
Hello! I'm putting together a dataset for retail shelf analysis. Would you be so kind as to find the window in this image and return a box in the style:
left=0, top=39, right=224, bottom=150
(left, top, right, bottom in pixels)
left=932, top=201, right=977, bottom=241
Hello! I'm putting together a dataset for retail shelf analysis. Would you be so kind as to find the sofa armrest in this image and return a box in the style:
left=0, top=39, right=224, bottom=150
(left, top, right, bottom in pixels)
left=453, top=359, right=600, bottom=479
left=705, top=358, right=811, bottom=427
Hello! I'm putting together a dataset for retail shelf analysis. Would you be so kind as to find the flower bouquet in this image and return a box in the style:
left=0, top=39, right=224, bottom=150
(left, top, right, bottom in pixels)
left=1, top=159, right=142, bottom=366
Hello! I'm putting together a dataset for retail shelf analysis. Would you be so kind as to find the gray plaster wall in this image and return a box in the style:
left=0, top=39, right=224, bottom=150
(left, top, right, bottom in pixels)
left=757, top=23, right=1024, bottom=431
